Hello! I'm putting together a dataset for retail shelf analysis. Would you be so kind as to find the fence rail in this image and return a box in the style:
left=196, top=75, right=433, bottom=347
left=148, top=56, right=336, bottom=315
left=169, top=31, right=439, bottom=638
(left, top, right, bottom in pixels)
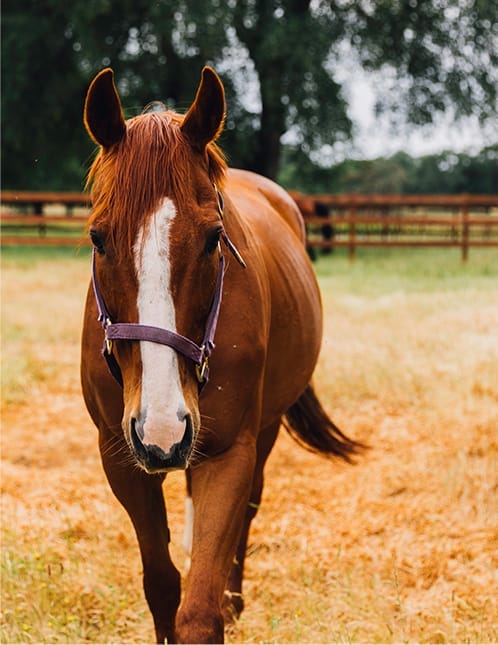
left=290, top=191, right=498, bottom=261
left=1, top=191, right=90, bottom=246
left=2, top=191, right=498, bottom=260
left=0, top=191, right=89, bottom=210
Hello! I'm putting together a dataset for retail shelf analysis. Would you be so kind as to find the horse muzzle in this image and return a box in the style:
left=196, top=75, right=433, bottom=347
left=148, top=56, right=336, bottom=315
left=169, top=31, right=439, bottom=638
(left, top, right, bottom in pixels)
left=129, top=413, right=194, bottom=473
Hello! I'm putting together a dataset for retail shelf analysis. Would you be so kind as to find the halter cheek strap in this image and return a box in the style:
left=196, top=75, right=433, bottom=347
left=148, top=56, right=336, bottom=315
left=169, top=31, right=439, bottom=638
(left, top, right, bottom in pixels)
left=92, top=185, right=246, bottom=389
left=91, top=249, right=226, bottom=389
left=90, top=186, right=245, bottom=390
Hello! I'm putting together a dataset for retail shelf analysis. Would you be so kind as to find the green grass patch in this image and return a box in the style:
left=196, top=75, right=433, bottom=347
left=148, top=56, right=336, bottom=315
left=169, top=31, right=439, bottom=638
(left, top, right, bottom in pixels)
left=313, top=247, right=498, bottom=295
left=1, top=519, right=147, bottom=644
left=1, top=224, right=85, bottom=237
left=1, top=245, right=91, bottom=265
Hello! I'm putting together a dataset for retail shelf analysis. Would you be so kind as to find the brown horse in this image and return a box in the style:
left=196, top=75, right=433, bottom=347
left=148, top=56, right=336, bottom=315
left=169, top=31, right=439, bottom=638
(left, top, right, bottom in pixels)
left=81, top=66, right=361, bottom=643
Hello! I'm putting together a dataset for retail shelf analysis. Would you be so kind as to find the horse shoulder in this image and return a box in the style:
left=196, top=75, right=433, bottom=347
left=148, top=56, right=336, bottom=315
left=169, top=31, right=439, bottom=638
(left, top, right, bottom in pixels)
left=226, top=168, right=305, bottom=243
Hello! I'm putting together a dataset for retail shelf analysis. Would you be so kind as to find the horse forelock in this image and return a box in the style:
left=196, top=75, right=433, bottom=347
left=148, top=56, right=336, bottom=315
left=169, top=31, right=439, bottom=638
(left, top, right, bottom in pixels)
left=86, top=110, right=227, bottom=257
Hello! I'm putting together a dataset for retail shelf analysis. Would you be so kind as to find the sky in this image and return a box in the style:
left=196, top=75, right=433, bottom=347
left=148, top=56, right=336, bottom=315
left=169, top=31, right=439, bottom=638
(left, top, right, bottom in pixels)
left=346, top=71, right=496, bottom=161
left=219, top=35, right=496, bottom=164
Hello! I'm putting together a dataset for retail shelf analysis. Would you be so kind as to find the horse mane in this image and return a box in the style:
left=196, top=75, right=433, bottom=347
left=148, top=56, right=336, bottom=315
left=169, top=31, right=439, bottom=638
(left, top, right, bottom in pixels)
left=86, top=110, right=227, bottom=256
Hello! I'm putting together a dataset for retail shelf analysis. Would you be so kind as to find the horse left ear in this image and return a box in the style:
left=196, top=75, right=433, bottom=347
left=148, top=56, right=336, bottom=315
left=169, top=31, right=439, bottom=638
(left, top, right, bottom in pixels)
left=84, top=68, right=126, bottom=148
left=181, top=67, right=226, bottom=150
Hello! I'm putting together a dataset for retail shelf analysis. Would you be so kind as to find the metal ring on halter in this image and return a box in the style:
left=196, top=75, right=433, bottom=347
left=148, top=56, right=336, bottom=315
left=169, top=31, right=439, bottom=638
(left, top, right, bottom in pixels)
left=105, top=319, right=113, bottom=354
left=195, top=347, right=209, bottom=383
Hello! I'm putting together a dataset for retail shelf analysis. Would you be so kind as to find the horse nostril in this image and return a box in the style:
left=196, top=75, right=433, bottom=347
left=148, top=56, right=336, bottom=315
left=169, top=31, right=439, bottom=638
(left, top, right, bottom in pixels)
left=129, top=414, right=194, bottom=473
left=130, top=417, right=147, bottom=457
left=133, top=417, right=144, bottom=441
left=177, top=413, right=194, bottom=460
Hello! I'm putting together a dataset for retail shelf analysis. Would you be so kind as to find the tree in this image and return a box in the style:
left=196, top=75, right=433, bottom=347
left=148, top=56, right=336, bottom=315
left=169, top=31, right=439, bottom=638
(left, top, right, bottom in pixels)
left=1, top=0, right=224, bottom=189
left=225, top=0, right=497, bottom=178
left=2, top=0, right=497, bottom=189
left=228, top=1, right=352, bottom=178
left=280, top=146, right=498, bottom=194
left=1, top=1, right=89, bottom=189
left=403, top=145, right=498, bottom=194
left=350, top=0, right=498, bottom=127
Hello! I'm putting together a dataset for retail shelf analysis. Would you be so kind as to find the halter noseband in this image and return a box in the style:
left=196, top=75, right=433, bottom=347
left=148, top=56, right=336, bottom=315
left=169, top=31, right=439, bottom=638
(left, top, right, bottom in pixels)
left=90, top=187, right=245, bottom=389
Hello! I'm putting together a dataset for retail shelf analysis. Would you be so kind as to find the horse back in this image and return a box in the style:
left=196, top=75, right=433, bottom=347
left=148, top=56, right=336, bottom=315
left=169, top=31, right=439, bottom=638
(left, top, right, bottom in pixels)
left=217, top=168, right=322, bottom=428
left=226, top=168, right=306, bottom=243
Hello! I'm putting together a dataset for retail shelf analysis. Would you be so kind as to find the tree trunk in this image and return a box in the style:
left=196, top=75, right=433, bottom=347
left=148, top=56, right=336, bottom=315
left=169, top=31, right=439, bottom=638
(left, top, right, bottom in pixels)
left=248, top=71, right=285, bottom=180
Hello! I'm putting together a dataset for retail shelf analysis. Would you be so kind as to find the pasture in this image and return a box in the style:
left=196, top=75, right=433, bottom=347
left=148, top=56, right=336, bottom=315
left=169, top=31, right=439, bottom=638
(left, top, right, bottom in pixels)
left=1, top=246, right=497, bottom=643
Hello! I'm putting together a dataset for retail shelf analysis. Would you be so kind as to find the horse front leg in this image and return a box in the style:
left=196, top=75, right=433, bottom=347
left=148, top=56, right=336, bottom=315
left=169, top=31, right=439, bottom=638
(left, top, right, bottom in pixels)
left=99, top=428, right=181, bottom=644
left=175, top=435, right=257, bottom=643
left=223, top=420, right=280, bottom=623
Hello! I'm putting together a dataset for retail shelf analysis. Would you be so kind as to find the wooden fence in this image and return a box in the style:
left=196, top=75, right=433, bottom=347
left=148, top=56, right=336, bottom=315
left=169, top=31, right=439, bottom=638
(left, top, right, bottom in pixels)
left=1, top=191, right=90, bottom=247
left=290, top=192, right=498, bottom=261
left=2, top=191, right=498, bottom=260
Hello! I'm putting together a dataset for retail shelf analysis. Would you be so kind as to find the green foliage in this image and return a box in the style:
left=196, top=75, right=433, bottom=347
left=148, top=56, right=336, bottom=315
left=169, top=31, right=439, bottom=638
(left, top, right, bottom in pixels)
left=1, top=1, right=90, bottom=189
left=228, top=0, right=352, bottom=177
left=1, top=0, right=230, bottom=190
left=1, top=0, right=497, bottom=189
left=280, top=145, right=498, bottom=194
left=351, top=0, right=498, bottom=125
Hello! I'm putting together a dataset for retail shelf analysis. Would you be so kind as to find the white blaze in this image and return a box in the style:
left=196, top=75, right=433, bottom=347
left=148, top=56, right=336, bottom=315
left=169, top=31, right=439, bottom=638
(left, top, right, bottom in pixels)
left=134, top=197, right=187, bottom=449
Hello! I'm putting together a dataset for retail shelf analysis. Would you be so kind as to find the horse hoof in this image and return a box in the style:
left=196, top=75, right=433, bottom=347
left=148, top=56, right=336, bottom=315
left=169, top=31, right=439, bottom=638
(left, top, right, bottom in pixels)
left=222, top=590, right=244, bottom=624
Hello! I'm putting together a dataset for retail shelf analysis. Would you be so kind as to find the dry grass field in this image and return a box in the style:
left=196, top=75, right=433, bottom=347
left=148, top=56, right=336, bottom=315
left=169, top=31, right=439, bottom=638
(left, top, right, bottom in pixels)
left=1, top=246, right=497, bottom=644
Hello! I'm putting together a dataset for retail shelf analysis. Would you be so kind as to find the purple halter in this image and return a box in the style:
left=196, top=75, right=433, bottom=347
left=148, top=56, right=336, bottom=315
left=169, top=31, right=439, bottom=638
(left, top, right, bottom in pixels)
left=90, top=188, right=245, bottom=389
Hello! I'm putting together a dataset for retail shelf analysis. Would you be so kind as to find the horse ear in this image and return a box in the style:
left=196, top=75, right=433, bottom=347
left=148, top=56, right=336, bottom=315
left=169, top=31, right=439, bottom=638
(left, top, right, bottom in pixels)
left=84, top=68, right=126, bottom=148
left=181, top=67, right=225, bottom=150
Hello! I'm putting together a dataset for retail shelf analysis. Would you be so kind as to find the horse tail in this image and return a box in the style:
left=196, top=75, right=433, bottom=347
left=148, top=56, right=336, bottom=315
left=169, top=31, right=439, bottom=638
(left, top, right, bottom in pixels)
left=283, top=384, right=365, bottom=463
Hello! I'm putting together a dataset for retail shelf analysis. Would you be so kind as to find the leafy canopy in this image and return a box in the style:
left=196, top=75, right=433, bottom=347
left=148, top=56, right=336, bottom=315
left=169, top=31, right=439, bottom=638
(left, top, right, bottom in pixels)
left=2, top=0, right=496, bottom=189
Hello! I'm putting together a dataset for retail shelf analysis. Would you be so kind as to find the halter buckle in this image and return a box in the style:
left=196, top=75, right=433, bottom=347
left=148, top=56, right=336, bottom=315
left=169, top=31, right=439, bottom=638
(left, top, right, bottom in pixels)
left=195, top=345, right=208, bottom=383
left=195, top=356, right=209, bottom=383
left=105, top=319, right=113, bottom=354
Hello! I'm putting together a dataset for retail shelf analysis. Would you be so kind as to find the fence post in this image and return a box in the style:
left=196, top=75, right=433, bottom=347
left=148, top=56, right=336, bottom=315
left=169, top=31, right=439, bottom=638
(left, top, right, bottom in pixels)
left=33, top=200, right=47, bottom=237
left=348, top=197, right=356, bottom=261
left=461, top=195, right=469, bottom=262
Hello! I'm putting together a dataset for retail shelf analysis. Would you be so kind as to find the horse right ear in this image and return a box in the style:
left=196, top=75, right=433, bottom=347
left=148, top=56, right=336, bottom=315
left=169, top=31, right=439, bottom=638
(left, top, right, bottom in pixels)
left=84, top=68, right=126, bottom=148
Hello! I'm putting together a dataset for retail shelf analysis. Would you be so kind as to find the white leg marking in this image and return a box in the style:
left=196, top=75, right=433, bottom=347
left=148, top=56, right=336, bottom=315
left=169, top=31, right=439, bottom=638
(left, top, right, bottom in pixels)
left=183, top=496, right=194, bottom=557
left=134, top=197, right=187, bottom=450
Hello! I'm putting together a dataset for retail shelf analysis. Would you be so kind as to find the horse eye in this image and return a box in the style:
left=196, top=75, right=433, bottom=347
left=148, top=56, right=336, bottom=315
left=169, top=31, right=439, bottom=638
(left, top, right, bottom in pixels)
left=205, top=226, right=223, bottom=255
left=90, top=229, right=105, bottom=255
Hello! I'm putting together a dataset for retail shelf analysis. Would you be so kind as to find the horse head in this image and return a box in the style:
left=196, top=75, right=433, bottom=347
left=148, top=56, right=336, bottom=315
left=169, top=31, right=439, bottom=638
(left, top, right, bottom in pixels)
left=84, top=67, right=229, bottom=473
